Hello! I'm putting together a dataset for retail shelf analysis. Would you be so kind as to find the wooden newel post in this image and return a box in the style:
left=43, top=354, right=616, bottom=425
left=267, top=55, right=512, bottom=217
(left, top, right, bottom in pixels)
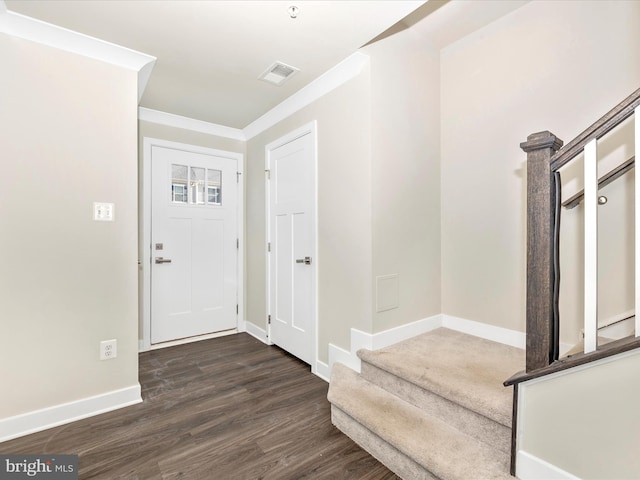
left=520, top=131, right=564, bottom=372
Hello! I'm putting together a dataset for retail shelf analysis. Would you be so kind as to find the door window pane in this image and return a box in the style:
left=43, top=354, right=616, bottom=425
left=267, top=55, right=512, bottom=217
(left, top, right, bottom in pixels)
left=171, top=164, right=188, bottom=203
left=208, top=169, right=222, bottom=205
left=190, top=167, right=205, bottom=205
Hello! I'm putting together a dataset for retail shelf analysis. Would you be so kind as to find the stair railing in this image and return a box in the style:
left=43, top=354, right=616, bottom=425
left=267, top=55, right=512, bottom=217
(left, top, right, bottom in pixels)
left=520, top=87, right=640, bottom=373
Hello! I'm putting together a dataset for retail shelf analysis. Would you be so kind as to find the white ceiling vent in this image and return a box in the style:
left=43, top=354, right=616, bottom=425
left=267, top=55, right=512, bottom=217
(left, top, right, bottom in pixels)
left=259, top=61, right=299, bottom=86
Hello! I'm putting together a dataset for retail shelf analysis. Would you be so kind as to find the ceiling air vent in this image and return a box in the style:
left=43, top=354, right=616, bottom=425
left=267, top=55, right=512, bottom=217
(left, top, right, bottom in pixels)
left=259, top=61, right=299, bottom=86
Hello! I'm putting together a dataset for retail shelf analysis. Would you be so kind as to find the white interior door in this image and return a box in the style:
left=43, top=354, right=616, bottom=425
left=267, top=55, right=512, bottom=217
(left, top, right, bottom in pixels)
left=151, top=145, right=238, bottom=344
left=267, top=127, right=316, bottom=365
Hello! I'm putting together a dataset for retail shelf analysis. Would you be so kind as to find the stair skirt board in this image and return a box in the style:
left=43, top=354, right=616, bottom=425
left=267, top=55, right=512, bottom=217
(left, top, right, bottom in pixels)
left=331, top=406, right=437, bottom=480
left=360, top=361, right=511, bottom=454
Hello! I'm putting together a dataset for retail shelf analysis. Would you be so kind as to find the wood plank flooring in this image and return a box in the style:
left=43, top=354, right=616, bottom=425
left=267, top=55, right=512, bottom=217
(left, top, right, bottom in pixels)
left=1, top=333, right=399, bottom=479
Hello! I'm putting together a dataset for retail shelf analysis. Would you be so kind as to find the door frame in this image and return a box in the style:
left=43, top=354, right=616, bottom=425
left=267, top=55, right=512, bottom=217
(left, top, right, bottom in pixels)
left=265, top=121, right=318, bottom=373
left=141, top=137, right=244, bottom=352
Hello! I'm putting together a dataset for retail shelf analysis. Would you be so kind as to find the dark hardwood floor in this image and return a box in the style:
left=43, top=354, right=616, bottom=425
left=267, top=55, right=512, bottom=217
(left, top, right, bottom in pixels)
left=1, top=333, right=399, bottom=479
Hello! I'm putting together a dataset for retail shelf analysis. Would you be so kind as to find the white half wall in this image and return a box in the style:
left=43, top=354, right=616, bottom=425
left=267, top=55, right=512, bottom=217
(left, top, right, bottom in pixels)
left=517, top=349, right=640, bottom=479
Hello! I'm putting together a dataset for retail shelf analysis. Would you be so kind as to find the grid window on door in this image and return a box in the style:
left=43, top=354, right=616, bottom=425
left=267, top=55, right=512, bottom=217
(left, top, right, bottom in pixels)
left=171, top=164, right=223, bottom=206
left=171, top=164, right=188, bottom=203
left=207, top=169, right=222, bottom=205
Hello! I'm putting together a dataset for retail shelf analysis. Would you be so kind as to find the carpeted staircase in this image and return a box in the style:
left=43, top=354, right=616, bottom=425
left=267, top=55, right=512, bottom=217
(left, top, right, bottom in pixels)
left=327, top=328, right=525, bottom=480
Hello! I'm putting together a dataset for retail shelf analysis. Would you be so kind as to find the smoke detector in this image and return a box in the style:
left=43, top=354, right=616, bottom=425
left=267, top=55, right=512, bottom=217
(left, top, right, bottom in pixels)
left=258, top=61, right=299, bottom=86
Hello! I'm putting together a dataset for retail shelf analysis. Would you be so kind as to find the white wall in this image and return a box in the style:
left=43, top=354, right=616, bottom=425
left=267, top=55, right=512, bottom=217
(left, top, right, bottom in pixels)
left=518, top=350, right=640, bottom=479
left=440, top=0, right=640, bottom=340
left=0, top=36, right=139, bottom=419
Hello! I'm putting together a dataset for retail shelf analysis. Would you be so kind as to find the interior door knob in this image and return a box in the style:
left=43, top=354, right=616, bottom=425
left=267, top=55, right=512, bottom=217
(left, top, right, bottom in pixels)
left=295, top=256, right=312, bottom=265
left=155, top=257, right=172, bottom=264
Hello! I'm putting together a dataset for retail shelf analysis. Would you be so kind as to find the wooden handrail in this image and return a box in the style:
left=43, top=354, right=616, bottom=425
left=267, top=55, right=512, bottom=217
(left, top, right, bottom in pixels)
left=563, top=156, right=635, bottom=209
left=550, top=88, right=640, bottom=171
left=504, top=335, right=640, bottom=387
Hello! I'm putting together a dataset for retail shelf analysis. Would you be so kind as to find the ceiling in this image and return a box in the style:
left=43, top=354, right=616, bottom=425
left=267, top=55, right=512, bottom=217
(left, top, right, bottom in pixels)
left=5, top=0, right=426, bottom=128
left=4, top=0, right=529, bottom=130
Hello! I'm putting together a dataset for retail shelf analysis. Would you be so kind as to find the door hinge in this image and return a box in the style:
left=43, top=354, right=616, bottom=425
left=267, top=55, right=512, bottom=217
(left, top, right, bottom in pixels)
left=237, top=172, right=242, bottom=183
left=265, top=169, right=271, bottom=180
left=267, top=242, right=271, bottom=252
left=237, top=238, right=239, bottom=249
left=268, top=314, right=271, bottom=325
left=236, top=304, right=239, bottom=314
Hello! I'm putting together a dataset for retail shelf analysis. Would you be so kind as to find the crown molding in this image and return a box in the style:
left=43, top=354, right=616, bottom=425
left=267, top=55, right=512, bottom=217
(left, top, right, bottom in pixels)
left=139, top=107, right=246, bottom=141
left=243, top=51, right=370, bottom=140
left=0, top=5, right=156, bottom=102
left=1, top=0, right=370, bottom=142
left=138, top=52, right=369, bottom=142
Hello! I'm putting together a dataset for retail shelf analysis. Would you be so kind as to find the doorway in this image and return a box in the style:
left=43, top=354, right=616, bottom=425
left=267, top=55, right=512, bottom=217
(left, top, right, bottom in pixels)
left=142, top=138, right=244, bottom=350
left=265, top=122, right=318, bottom=368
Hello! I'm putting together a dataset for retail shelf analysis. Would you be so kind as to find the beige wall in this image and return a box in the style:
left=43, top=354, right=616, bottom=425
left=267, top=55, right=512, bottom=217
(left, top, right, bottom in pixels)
left=246, top=67, right=373, bottom=363
left=440, top=0, right=640, bottom=338
left=0, top=36, right=139, bottom=417
left=364, top=28, right=442, bottom=333
left=519, top=350, right=640, bottom=478
left=246, top=25, right=443, bottom=362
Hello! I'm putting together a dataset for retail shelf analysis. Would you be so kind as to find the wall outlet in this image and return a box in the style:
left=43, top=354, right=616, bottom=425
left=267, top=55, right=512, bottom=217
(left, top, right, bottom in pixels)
left=100, top=339, right=117, bottom=360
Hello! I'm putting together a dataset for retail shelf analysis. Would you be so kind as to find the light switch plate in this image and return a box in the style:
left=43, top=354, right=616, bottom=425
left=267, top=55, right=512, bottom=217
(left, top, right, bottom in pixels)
left=94, top=202, right=114, bottom=221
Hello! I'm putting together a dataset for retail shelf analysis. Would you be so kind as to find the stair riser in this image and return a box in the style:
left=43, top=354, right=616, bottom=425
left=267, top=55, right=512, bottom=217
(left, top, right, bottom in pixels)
left=361, top=362, right=511, bottom=454
left=331, top=406, right=438, bottom=480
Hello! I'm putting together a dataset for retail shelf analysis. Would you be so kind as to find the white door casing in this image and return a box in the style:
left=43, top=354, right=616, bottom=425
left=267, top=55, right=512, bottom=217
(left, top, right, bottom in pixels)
left=266, top=122, right=317, bottom=368
left=141, top=138, right=244, bottom=350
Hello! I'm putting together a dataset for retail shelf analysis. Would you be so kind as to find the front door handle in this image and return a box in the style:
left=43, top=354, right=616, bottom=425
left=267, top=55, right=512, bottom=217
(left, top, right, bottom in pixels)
left=295, top=256, right=312, bottom=265
left=155, top=257, right=172, bottom=264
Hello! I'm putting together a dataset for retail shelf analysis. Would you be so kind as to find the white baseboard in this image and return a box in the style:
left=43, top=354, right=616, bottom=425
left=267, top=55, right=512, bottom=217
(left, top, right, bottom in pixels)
left=0, top=384, right=142, bottom=444
left=328, top=314, right=443, bottom=375
left=516, top=450, right=580, bottom=480
left=442, top=314, right=526, bottom=349
left=329, top=342, right=361, bottom=374
left=326, top=314, right=540, bottom=379
left=244, top=321, right=269, bottom=345
left=370, top=315, right=442, bottom=351
left=440, top=315, right=575, bottom=355
left=315, top=360, right=330, bottom=382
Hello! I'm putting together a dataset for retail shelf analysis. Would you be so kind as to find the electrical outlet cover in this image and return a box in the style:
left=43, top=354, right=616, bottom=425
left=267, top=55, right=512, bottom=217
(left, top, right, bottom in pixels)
left=100, top=339, right=117, bottom=360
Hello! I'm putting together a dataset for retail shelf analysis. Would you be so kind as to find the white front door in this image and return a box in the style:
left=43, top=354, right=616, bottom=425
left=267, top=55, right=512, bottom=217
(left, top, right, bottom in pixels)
left=151, top=145, right=238, bottom=344
left=267, top=125, right=317, bottom=365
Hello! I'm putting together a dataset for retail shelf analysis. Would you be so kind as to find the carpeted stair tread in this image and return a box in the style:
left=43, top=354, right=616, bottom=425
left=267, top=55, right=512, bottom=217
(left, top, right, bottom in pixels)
left=357, top=328, right=523, bottom=427
left=328, top=363, right=511, bottom=480
left=359, top=360, right=511, bottom=453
